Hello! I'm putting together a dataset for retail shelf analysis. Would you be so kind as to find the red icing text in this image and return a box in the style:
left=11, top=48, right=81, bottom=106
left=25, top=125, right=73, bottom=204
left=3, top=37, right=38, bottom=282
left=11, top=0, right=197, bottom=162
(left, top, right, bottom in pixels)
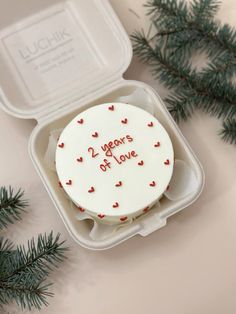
left=101, top=135, right=133, bottom=157
left=113, top=150, right=138, bottom=165
left=87, top=134, right=138, bottom=172
left=88, top=147, right=99, bottom=158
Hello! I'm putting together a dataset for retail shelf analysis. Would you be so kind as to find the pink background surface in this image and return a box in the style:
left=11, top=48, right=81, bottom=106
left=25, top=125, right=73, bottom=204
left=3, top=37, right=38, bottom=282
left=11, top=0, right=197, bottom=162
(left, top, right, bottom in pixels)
left=1, top=0, right=236, bottom=313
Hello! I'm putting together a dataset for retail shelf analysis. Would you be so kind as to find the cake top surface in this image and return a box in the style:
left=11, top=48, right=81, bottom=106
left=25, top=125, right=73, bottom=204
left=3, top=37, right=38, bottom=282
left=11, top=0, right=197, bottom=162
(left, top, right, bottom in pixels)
left=56, top=103, right=174, bottom=219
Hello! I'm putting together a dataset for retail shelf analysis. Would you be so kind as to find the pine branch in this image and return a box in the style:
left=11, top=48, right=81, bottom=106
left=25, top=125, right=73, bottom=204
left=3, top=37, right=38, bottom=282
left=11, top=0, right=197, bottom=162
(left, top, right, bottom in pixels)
left=145, top=0, right=236, bottom=57
left=0, top=187, right=28, bottom=230
left=220, top=118, right=236, bottom=144
left=131, top=0, right=236, bottom=144
left=131, top=32, right=236, bottom=121
left=0, top=281, right=52, bottom=310
left=190, top=0, right=220, bottom=20
left=1, top=232, right=67, bottom=280
left=0, top=232, right=68, bottom=310
left=0, top=238, right=14, bottom=260
left=201, top=52, right=236, bottom=83
left=164, top=92, right=196, bottom=122
left=145, top=0, right=189, bottom=30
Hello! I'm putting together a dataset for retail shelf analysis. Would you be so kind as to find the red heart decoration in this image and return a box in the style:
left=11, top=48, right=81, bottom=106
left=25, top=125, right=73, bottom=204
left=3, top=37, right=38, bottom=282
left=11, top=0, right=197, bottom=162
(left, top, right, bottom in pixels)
left=154, top=142, right=160, bottom=147
left=149, top=181, right=156, bottom=187
left=115, top=181, right=122, bottom=187
left=77, top=157, right=83, bottom=162
left=121, top=118, right=128, bottom=124
left=58, top=143, right=64, bottom=148
left=138, top=160, right=144, bottom=166
left=88, top=187, right=95, bottom=193
left=112, top=202, right=119, bottom=208
left=98, top=214, right=105, bottom=219
left=143, top=207, right=149, bottom=212
left=92, top=132, right=98, bottom=138
left=66, top=180, right=72, bottom=185
left=120, top=216, right=128, bottom=222
left=148, top=122, right=154, bottom=127
left=164, top=159, right=170, bottom=165
left=108, top=105, right=114, bottom=111
left=78, top=207, right=85, bottom=212
left=77, top=119, right=84, bottom=124
left=58, top=181, right=63, bottom=188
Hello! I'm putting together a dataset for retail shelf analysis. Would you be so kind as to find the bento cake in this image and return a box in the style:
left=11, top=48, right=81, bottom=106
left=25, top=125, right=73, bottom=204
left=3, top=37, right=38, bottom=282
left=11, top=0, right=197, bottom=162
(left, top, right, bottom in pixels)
left=56, top=103, right=174, bottom=224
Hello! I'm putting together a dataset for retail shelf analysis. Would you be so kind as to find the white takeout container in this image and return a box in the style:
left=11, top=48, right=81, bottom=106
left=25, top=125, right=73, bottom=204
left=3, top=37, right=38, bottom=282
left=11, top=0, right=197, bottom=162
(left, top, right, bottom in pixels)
left=0, top=0, right=204, bottom=250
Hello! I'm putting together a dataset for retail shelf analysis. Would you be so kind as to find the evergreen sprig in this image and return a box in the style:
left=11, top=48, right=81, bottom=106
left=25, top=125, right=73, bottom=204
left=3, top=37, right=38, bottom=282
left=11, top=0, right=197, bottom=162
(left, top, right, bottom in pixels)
left=0, top=187, right=28, bottom=230
left=220, top=118, right=236, bottom=144
left=131, top=0, right=236, bottom=144
left=0, top=187, right=68, bottom=311
left=0, top=232, right=67, bottom=310
left=145, top=0, right=236, bottom=57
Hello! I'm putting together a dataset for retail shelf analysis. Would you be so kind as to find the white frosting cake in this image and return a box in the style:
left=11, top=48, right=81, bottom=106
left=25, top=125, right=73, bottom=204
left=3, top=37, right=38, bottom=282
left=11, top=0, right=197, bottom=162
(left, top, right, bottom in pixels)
left=56, top=103, right=174, bottom=224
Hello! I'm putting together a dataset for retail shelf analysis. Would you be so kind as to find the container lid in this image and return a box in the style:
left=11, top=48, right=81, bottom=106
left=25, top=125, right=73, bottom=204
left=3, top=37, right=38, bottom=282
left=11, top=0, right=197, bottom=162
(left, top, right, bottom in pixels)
left=0, top=0, right=132, bottom=120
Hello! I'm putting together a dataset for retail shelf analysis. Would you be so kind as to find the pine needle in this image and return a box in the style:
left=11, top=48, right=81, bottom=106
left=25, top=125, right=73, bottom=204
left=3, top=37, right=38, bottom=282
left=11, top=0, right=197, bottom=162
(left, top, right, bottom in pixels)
left=220, top=118, right=236, bottom=144
left=0, top=187, right=28, bottom=230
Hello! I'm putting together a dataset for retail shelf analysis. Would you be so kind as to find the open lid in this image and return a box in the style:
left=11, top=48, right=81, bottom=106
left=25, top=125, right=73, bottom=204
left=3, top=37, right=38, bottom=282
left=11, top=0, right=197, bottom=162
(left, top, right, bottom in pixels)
left=0, top=0, right=132, bottom=120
